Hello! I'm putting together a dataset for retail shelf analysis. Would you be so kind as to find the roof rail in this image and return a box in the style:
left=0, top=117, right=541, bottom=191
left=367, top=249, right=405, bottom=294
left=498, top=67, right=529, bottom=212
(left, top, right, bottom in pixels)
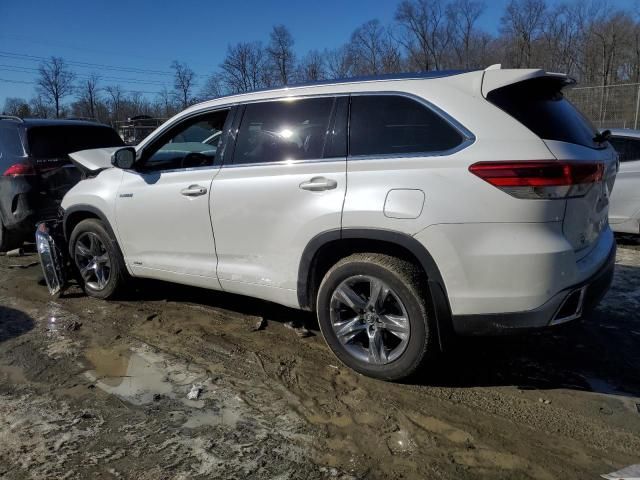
left=0, top=115, right=24, bottom=122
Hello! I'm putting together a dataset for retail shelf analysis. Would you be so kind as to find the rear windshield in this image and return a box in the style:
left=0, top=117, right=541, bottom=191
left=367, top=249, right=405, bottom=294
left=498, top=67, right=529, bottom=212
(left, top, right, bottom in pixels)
left=487, top=77, right=600, bottom=149
left=27, top=125, right=124, bottom=158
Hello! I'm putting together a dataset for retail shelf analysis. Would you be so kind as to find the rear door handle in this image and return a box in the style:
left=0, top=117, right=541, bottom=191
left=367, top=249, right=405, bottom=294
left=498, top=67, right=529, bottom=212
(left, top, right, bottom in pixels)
left=181, top=184, right=207, bottom=197
left=299, top=177, right=338, bottom=191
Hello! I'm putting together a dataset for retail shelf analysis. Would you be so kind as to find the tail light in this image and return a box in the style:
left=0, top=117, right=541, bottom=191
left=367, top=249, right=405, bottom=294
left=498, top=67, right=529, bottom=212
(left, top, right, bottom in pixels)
left=3, top=163, right=36, bottom=177
left=469, top=161, right=604, bottom=199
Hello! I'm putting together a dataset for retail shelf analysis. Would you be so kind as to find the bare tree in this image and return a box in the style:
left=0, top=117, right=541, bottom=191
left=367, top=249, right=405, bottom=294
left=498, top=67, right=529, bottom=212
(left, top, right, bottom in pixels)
left=500, top=0, right=547, bottom=67
left=200, top=73, right=225, bottom=99
left=297, top=50, right=326, bottom=82
left=267, top=25, right=296, bottom=85
left=324, top=46, right=355, bottom=79
left=220, top=42, right=268, bottom=93
left=171, top=61, right=196, bottom=109
left=395, top=0, right=453, bottom=71
left=447, top=0, right=486, bottom=68
left=29, top=95, right=52, bottom=118
left=155, top=87, right=179, bottom=117
left=349, top=19, right=387, bottom=75
left=105, top=85, right=125, bottom=122
left=36, top=56, right=75, bottom=118
left=76, top=73, right=101, bottom=120
left=2, top=97, right=31, bottom=117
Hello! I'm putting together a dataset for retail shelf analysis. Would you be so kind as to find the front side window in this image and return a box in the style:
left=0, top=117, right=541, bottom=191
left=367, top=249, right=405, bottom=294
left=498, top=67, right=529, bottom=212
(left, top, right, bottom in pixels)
left=232, top=97, right=334, bottom=165
left=349, top=95, right=464, bottom=157
left=141, top=109, right=230, bottom=171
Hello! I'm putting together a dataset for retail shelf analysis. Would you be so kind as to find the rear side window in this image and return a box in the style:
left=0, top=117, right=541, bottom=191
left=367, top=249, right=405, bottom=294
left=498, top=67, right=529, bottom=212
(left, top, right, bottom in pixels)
left=487, top=77, right=600, bottom=149
left=0, top=127, right=25, bottom=158
left=349, top=95, right=463, bottom=157
left=609, top=136, right=640, bottom=162
left=233, top=97, right=334, bottom=165
left=27, top=125, right=124, bottom=158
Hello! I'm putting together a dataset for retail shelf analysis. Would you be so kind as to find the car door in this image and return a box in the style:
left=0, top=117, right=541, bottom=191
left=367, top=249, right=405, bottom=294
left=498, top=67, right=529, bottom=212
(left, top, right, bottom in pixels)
left=211, top=96, right=347, bottom=307
left=608, top=136, right=640, bottom=227
left=115, top=107, right=233, bottom=289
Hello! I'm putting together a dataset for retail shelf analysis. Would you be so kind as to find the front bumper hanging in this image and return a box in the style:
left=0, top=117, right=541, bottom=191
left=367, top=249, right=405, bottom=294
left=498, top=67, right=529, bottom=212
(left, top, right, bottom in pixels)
left=35, top=221, right=68, bottom=296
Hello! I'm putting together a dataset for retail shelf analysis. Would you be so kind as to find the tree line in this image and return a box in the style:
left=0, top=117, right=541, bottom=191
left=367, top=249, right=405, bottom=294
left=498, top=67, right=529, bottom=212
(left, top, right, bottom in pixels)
left=3, top=0, right=640, bottom=125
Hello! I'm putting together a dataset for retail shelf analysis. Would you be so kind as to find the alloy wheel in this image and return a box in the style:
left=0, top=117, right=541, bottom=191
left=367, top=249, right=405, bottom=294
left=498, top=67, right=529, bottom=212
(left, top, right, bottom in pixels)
left=74, top=232, right=111, bottom=291
left=329, top=275, right=410, bottom=365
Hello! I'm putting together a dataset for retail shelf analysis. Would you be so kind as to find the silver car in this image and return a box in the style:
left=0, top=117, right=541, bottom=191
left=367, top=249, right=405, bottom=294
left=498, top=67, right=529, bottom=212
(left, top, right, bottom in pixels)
left=607, top=129, right=640, bottom=234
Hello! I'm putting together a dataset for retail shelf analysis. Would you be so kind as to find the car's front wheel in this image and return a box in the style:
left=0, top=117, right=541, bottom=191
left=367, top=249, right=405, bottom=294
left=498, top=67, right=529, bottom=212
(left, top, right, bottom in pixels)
left=69, top=218, right=128, bottom=299
left=316, top=253, right=435, bottom=381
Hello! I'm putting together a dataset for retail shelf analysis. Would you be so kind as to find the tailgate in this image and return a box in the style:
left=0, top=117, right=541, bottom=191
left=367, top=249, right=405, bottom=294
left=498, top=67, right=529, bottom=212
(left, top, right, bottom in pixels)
left=544, top=140, right=617, bottom=258
left=484, top=69, right=617, bottom=259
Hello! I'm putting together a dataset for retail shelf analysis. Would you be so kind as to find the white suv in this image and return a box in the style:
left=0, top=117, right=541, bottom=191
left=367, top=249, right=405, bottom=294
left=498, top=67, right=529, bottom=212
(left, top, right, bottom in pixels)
left=43, top=66, right=618, bottom=380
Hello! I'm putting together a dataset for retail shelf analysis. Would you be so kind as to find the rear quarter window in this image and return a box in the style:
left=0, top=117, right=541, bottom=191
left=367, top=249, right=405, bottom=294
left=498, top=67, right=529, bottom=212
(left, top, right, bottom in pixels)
left=487, top=77, right=600, bottom=149
left=27, top=125, right=124, bottom=159
left=0, top=126, right=26, bottom=169
left=349, top=95, right=464, bottom=157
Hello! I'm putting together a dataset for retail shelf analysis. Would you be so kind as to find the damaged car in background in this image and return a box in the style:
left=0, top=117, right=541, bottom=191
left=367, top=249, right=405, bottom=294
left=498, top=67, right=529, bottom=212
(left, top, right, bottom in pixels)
left=0, top=116, right=124, bottom=251
left=36, top=66, right=618, bottom=381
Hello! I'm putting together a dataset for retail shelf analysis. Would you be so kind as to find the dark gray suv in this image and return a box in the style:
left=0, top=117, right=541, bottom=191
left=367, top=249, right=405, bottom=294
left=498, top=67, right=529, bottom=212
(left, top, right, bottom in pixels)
left=0, top=116, right=124, bottom=251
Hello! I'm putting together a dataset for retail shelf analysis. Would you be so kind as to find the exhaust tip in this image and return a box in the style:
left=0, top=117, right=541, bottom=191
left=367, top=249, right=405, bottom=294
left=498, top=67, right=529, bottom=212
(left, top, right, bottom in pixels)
left=550, top=287, right=587, bottom=326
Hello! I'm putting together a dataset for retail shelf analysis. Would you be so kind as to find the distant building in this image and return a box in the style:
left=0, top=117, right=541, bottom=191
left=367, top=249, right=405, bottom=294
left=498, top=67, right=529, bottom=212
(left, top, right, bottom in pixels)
left=116, top=115, right=166, bottom=145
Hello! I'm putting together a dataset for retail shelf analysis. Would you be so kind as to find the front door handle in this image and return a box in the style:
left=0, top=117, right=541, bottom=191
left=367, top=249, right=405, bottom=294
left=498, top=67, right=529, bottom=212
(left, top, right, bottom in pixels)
left=299, top=177, right=338, bottom=191
left=181, top=184, right=207, bottom=197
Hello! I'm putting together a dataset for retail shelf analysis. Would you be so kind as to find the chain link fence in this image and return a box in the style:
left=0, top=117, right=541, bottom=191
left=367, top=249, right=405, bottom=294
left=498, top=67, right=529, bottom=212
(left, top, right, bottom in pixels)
left=566, top=83, right=640, bottom=130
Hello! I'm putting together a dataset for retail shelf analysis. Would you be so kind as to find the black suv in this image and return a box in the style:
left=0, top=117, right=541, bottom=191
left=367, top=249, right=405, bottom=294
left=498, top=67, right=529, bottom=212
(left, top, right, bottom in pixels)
left=0, top=116, right=124, bottom=251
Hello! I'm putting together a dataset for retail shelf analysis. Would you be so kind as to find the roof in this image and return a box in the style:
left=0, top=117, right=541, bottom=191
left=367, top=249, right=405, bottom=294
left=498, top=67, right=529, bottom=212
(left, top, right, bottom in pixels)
left=605, top=128, right=640, bottom=138
left=199, top=69, right=476, bottom=104
left=0, top=117, right=112, bottom=128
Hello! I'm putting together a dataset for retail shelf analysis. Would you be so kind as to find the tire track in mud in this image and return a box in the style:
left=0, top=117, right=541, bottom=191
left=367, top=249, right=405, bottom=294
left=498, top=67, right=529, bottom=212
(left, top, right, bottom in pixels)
left=1, top=246, right=639, bottom=479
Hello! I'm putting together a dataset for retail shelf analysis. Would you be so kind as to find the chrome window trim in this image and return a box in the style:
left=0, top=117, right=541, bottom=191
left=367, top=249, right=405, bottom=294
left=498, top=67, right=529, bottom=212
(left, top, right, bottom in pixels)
left=155, top=90, right=475, bottom=170
left=221, top=157, right=344, bottom=169
left=347, top=91, right=475, bottom=160
left=136, top=104, right=237, bottom=158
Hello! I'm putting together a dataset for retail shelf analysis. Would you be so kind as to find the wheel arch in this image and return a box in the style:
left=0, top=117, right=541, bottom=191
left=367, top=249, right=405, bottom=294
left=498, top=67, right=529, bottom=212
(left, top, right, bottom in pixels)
left=63, top=205, right=124, bottom=263
left=298, top=228, right=453, bottom=350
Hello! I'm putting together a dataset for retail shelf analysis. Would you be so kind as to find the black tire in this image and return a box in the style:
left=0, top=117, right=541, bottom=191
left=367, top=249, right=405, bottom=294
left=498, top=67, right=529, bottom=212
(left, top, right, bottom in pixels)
left=317, top=253, right=435, bottom=381
left=69, top=218, right=128, bottom=299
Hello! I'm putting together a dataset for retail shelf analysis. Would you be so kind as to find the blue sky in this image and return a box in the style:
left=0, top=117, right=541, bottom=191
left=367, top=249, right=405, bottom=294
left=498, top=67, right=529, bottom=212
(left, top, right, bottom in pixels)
left=0, top=0, right=637, bottom=106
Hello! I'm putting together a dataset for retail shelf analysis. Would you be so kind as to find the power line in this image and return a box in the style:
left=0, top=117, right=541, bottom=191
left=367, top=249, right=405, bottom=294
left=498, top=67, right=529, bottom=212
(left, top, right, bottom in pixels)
left=0, top=76, right=165, bottom=96
left=0, top=63, right=173, bottom=86
left=0, top=50, right=178, bottom=76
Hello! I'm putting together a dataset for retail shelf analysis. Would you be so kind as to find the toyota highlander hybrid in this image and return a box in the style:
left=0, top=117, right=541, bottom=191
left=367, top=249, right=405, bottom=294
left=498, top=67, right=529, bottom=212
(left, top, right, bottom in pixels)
left=35, top=65, right=618, bottom=380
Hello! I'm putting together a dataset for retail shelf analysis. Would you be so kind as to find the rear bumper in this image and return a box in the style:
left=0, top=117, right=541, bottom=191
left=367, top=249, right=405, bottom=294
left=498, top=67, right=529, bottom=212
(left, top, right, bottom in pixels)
left=0, top=177, right=37, bottom=233
left=451, top=241, right=616, bottom=335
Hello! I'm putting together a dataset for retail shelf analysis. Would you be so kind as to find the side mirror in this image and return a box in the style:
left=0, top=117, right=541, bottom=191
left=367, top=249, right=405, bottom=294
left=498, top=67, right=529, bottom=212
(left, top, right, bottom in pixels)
left=111, top=147, right=136, bottom=169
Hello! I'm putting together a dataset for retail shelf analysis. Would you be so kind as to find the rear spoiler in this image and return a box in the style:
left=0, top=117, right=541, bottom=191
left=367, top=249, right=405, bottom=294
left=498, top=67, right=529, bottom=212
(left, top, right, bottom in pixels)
left=481, top=64, right=576, bottom=98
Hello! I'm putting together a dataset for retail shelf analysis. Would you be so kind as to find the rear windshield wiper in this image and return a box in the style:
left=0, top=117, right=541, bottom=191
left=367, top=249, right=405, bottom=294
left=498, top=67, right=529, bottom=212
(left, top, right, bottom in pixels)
left=593, top=129, right=611, bottom=144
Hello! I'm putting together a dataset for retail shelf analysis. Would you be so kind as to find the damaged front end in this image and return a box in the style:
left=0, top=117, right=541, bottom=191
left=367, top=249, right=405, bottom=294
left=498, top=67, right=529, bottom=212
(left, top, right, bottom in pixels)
left=35, top=219, right=68, bottom=296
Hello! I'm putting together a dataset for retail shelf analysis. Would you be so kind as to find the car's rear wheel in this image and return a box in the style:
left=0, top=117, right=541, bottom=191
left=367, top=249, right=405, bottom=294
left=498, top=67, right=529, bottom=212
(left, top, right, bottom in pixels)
left=317, top=253, right=435, bottom=381
left=69, top=219, right=128, bottom=299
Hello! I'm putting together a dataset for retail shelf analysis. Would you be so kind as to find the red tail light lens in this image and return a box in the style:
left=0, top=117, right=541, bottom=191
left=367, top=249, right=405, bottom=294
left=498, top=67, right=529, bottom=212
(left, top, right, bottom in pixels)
left=3, top=163, right=36, bottom=176
left=469, top=161, right=604, bottom=199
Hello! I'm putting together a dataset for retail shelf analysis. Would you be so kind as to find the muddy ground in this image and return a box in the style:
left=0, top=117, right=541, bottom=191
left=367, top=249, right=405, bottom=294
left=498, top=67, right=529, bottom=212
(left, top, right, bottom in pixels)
left=0, top=239, right=639, bottom=479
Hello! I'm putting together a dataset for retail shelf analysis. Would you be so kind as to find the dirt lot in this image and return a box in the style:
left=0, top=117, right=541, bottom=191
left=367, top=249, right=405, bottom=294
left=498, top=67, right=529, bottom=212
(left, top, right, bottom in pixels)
left=1, top=239, right=639, bottom=479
